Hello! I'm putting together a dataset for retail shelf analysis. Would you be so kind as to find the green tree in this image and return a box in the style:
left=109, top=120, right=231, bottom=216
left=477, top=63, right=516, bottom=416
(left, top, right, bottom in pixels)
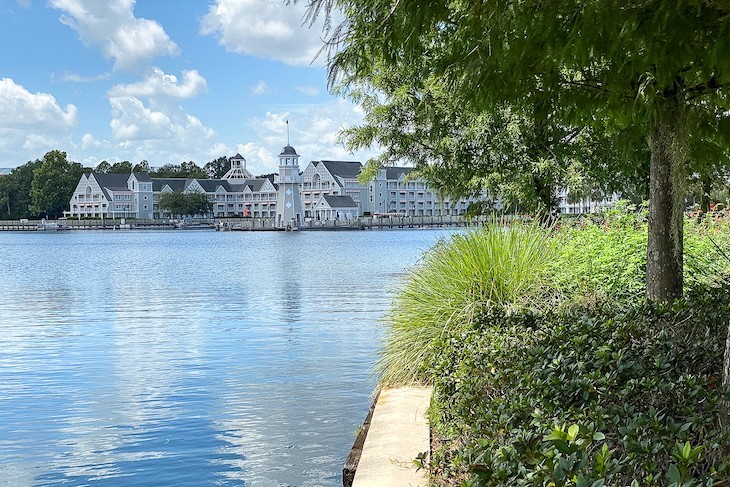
left=204, top=156, right=231, bottom=179
left=342, top=64, right=639, bottom=216
left=180, top=161, right=208, bottom=179
left=307, top=0, right=730, bottom=302
left=0, top=160, right=43, bottom=219
left=158, top=191, right=187, bottom=217
left=109, top=161, right=132, bottom=174
left=95, top=160, right=111, bottom=173
left=158, top=191, right=212, bottom=218
left=184, top=192, right=213, bottom=216
left=29, top=150, right=86, bottom=218
left=152, top=162, right=207, bottom=179
left=133, top=160, right=150, bottom=173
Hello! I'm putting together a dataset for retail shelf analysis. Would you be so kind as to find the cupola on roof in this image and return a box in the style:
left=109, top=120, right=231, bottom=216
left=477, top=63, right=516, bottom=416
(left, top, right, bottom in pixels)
left=279, top=145, right=298, bottom=156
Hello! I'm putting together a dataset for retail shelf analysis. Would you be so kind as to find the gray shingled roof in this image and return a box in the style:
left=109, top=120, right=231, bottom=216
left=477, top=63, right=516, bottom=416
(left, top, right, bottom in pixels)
left=135, top=172, right=152, bottom=183
left=248, top=178, right=272, bottom=192
left=92, top=172, right=132, bottom=189
left=232, top=153, right=245, bottom=160
left=279, top=145, right=298, bottom=156
left=227, top=183, right=249, bottom=192
left=385, top=167, right=413, bottom=180
left=322, top=195, right=358, bottom=208
left=195, top=179, right=232, bottom=193
left=319, top=160, right=362, bottom=179
left=153, top=178, right=187, bottom=192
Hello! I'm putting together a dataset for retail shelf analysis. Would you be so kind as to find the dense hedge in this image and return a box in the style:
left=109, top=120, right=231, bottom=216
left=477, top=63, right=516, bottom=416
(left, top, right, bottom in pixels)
left=428, top=286, right=730, bottom=486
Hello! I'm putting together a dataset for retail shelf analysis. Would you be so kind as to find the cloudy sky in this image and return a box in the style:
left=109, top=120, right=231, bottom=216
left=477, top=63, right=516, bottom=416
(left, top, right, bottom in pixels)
left=0, top=0, right=375, bottom=175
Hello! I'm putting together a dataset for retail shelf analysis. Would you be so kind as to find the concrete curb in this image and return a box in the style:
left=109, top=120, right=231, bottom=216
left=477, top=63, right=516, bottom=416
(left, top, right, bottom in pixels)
left=345, top=387, right=432, bottom=487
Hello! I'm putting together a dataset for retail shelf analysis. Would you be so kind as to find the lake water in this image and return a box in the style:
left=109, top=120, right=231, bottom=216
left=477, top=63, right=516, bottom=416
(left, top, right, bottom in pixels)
left=0, top=229, right=456, bottom=486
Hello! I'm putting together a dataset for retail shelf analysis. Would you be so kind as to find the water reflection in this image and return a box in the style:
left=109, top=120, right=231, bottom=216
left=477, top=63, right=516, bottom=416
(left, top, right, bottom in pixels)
left=0, top=229, right=458, bottom=486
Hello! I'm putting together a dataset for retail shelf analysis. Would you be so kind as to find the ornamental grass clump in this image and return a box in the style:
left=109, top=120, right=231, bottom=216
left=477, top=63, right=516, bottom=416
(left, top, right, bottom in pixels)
left=378, top=224, right=557, bottom=386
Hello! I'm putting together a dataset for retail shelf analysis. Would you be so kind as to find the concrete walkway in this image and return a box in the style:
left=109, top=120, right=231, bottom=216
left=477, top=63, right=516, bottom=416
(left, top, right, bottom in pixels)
left=351, top=386, right=432, bottom=487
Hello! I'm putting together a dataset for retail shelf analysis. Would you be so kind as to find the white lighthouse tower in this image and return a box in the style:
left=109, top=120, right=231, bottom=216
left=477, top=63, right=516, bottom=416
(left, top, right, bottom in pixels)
left=275, top=122, right=303, bottom=229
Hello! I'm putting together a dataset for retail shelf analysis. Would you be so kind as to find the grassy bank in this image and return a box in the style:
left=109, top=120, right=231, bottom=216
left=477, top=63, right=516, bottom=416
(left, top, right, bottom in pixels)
left=380, top=206, right=730, bottom=485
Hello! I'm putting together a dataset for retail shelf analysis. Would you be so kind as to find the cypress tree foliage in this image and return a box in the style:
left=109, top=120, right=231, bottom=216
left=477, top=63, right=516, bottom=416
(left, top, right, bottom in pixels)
left=340, top=60, right=633, bottom=216
left=302, top=0, right=730, bottom=302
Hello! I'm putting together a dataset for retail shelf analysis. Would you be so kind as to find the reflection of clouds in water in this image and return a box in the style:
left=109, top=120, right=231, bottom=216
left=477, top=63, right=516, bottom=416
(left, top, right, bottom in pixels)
left=0, top=229, right=461, bottom=485
left=212, top=385, right=345, bottom=487
left=0, top=283, right=91, bottom=484
left=43, top=259, right=211, bottom=482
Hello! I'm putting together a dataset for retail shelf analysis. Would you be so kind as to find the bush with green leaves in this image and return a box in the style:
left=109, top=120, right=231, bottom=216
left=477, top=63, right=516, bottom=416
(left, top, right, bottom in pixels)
left=550, top=202, right=649, bottom=304
left=551, top=202, right=730, bottom=305
left=380, top=205, right=730, bottom=388
left=427, top=287, right=730, bottom=486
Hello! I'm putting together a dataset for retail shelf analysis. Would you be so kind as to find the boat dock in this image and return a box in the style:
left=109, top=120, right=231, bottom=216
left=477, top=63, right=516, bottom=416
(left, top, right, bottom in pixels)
left=0, top=215, right=477, bottom=232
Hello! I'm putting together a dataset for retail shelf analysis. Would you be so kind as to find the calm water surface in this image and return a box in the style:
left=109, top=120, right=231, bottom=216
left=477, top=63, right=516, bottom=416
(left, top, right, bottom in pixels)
left=0, top=229, right=457, bottom=486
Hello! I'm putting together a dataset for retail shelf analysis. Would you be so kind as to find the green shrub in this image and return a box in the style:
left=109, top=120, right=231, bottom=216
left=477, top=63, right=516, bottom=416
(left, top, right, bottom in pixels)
left=428, top=286, right=730, bottom=486
left=550, top=202, right=648, bottom=304
left=378, top=224, right=557, bottom=386
left=552, top=203, right=730, bottom=305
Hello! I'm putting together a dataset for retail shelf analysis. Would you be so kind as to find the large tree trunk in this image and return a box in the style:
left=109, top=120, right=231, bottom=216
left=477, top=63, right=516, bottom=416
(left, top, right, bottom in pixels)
left=724, top=324, right=730, bottom=427
left=700, top=176, right=712, bottom=215
left=531, top=96, right=556, bottom=225
left=725, top=330, right=730, bottom=390
left=646, top=108, right=686, bottom=302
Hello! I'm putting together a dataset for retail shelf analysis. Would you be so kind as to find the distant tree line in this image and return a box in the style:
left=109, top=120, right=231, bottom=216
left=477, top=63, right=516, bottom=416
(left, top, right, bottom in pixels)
left=0, top=151, right=233, bottom=220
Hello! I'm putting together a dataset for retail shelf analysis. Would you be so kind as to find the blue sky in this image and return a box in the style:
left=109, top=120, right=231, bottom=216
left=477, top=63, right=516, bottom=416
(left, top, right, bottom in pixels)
left=0, top=0, right=374, bottom=175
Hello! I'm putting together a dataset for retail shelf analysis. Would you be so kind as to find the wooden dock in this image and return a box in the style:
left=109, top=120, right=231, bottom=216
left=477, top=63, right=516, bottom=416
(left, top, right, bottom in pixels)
left=0, top=215, right=476, bottom=232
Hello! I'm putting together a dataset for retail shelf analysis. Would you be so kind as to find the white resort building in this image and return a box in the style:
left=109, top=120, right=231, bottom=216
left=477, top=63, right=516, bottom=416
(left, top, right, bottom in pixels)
left=556, top=188, right=621, bottom=215
left=68, top=172, right=154, bottom=220
left=68, top=143, right=613, bottom=221
left=369, top=167, right=478, bottom=216
left=66, top=153, right=277, bottom=220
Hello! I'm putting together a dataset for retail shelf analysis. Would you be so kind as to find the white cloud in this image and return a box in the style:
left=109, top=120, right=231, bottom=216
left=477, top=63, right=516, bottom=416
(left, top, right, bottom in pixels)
left=296, top=85, right=319, bottom=96
left=57, top=71, right=111, bottom=83
left=0, top=78, right=78, bottom=129
left=240, top=98, right=379, bottom=175
left=99, top=94, right=223, bottom=167
left=109, top=96, right=212, bottom=142
left=108, top=68, right=207, bottom=99
left=50, top=0, right=179, bottom=70
left=81, top=132, right=104, bottom=150
left=251, top=80, right=268, bottom=96
left=0, top=78, right=77, bottom=161
left=200, top=0, right=332, bottom=66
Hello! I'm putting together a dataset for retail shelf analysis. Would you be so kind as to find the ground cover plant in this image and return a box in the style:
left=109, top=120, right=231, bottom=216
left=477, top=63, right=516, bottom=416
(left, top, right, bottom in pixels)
left=427, top=291, right=730, bottom=486
left=379, top=207, right=730, bottom=485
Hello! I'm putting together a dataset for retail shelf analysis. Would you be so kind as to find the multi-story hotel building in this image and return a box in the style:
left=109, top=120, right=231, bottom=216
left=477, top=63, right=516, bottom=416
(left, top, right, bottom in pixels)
left=300, top=160, right=368, bottom=218
left=370, top=167, right=477, bottom=216
left=65, top=149, right=519, bottom=220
